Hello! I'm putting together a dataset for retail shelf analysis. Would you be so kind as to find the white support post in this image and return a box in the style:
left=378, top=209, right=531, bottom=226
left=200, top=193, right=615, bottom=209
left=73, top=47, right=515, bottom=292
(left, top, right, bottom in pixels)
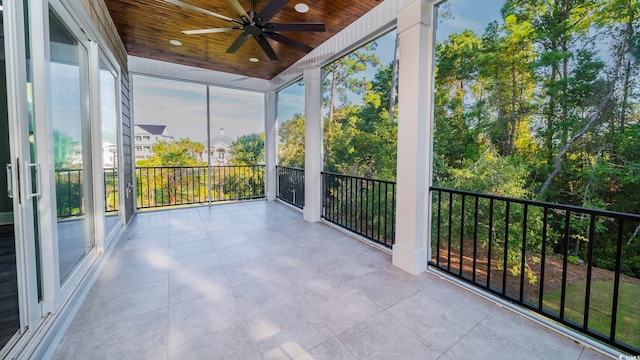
left=392, top=0, right=435, bottom=275
left=265, top=90, right=277, bottom=201
left=303, top=66, right=323, bottom=222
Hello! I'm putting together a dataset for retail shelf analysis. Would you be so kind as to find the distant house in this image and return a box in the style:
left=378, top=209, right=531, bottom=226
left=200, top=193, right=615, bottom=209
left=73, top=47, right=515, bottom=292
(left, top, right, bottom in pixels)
left=102, top=142, right=118, bottom=168
left=206, top=128, right=234, bottom=166
left=134, top=124, right=173, bottom=160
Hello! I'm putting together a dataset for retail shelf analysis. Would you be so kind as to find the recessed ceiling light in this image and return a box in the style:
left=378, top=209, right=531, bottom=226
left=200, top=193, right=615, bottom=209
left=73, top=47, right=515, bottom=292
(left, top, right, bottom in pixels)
left=169, top=39, right=183, bottom=46
left=249, top=57, right=259, bottom=63
left=294, top=3, right=309, bottom=13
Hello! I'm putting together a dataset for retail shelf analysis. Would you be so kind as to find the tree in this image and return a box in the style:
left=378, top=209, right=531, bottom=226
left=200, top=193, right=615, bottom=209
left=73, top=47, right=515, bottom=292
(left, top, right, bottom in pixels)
left=230, top=133, right=265, bottom=165
left=136, top=138, right=206, bottom=206
left=137, top=138, right=205, bottom=167
left=278, top=114, right=305, bottom=168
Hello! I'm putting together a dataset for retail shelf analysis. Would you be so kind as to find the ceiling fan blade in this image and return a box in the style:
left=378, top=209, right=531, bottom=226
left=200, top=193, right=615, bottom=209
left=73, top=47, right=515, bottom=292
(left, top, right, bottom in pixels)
left=256, top=0, right=290, bottom=25
left=263, top=32, right=312, bottom=53
left=182, top=27, right=240, bottom=35
left=163, top=0, right=242, bottom=25
left=227, top=32, right=251, bottom=53
left=225, top=0, right=251, bottom=22
left=253, top=35, right=278, bottom=61
left=264, top=23, right=325, bottom=32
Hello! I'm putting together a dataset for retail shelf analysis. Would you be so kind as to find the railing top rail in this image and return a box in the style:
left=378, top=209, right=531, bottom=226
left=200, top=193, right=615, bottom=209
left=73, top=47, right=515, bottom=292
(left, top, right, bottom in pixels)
left=321, top=171, right=397, bottom=185
left=276, top=166, right=305, bottom=171
left=136, top=165, right=265, bottom=169
left=430, top=186, right=640, bottom=221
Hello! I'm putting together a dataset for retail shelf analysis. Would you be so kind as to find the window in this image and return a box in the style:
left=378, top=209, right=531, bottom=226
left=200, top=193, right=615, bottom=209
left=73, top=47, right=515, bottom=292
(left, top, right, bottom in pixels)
left=321, top=30, right=398, bottom=180
left=277, top=80, right=305, bottom=167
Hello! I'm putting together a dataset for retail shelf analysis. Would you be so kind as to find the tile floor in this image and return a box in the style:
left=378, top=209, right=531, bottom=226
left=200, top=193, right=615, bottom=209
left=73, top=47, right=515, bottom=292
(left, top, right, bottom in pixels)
left=51, top=201, right=614, bottom=360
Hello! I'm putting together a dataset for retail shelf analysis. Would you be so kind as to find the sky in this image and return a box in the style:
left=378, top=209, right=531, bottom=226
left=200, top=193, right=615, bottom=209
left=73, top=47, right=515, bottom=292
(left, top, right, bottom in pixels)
left=133, top=75, right=264, bottom=145
left=436, top=0, right=503, bottom=42
left=132, top=0, right=505, bottom=146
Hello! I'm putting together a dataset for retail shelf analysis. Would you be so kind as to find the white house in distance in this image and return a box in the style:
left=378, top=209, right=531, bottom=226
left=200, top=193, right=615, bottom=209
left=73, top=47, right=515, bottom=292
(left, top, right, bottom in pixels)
left=134, top=124, right=173, bottom=161
left=205, top=128, right=234, bottom=165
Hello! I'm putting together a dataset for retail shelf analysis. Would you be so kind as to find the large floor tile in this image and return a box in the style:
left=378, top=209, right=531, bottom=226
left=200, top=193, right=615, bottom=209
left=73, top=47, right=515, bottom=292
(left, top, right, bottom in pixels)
left=246, top=299, right=334, bottom=360
left=168, top=294, right=243, bottom=349
left=168, top=319, right=261, bottom=360
left=88, top=279, right=168, bottom=327
left=232, top=277, right=298, bottom=316
left=302, top=285, right=382, bottom=334
left=222, top=257, right=283, bottom=287
left=72, top=308, right=168, bottom=360
left=169, top=238, right=214, bottom=258
left=295, top=337, right=356, bottom=360
left=443, top=324, right=540, bottom=360
left=387, top=289, right=495, bottom=352
left=345, top=267, right=420, bottom=309
left=169, top=264, right=230, bottom=305
left=481, top=308, right=584, bottom=360
left=338, top=312, right=442, bottom=360
left=215, top=243, right=264, bottom=265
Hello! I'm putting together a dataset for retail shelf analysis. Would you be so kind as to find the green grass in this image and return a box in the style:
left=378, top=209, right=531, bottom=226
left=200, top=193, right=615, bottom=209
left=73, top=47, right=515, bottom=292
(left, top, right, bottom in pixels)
left=543, top=281, right=640, bottom=349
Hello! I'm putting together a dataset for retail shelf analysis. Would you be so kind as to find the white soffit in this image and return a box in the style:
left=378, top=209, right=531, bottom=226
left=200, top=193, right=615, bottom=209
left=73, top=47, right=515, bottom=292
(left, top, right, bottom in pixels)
left=128, top=56, right=271, bottom=92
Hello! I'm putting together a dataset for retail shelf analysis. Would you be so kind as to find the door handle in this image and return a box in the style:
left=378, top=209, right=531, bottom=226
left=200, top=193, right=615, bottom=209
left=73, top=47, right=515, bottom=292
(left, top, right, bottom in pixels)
left=5, top=164, right=12, bottom=199
left=25, top=162, right=41, bottom=199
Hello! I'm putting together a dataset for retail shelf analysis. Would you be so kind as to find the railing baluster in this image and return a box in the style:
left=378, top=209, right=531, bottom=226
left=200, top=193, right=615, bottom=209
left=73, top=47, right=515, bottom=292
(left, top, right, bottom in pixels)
left=560, top=210, right=571, bottom=320
left=610, top=218, right=624, bottom=342
left=539, top=207, right=548, bottom=311
left=488, top=198, right=494, bottom=289
left=473, top=196, right=478, bottom=282
left=460, top=194, right=465, bottom=277
left=447, top=191, right=453, bottom=271
left=503, top=201, right=510, bottom=295
left=520, top=204, right=528, bottom=303
left=583, top=213, right=596, bottom=330
left=436, top=190, right=442, bottom=266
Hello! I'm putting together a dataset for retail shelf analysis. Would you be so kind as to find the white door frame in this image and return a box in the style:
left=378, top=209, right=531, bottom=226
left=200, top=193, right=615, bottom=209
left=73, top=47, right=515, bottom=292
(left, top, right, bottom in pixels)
left=2, top=0, right=45, bottom=346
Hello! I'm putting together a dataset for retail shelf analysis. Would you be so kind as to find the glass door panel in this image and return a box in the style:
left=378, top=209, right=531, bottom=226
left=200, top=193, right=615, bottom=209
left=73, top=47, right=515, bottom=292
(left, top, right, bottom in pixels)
left=0, top=0, right=21, bottom=348
left=48, top=11, right=94, bottom=283
left=99, top=59, right=120, bottom=237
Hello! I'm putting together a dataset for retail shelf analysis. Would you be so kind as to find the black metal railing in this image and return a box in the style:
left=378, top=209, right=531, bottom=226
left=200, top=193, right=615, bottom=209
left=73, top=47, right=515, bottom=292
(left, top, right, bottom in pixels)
left=136, top=165, right=265, bottom=209
left=322, top=171, right=396, bottom=248
left=276, top=166, right=305, bottom=209
left=429, top=186, right=640, bottom=354
left=55, top=169, right=84, bottom=218
left=55, top=168, right=119, bottom=219
left=104, top=168, right=119, bottom=213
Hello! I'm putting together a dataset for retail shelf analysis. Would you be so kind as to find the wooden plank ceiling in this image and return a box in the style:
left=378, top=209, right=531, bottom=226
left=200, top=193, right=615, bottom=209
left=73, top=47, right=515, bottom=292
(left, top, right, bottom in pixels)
left=104, top=0, right=384, bottom=79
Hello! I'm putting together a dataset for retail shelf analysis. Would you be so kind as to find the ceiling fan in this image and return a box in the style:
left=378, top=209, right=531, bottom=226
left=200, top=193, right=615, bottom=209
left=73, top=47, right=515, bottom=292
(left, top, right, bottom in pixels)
left=164, top=0, right=326, bottom=61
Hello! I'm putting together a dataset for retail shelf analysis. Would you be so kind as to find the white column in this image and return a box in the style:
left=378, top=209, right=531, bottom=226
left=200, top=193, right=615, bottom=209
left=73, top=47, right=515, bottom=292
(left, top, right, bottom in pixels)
left=392, top=0, right=435, bottom=275
left=264, top=90, right=277, bottom=201
left=303, top=66, right=323, bottom=222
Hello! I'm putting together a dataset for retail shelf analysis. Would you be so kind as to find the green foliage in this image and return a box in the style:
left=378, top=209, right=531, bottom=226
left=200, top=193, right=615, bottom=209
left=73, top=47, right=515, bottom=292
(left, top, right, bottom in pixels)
left=432, top=0, right=640, bottom=281
left=53, top=131, right=78, bottom=168
left=278, top=114, right=305, bottom=168
left=137, top=138, right=205, bottom=167
left=230, top=133, right=265, bottom=166
left=567, top=255, right=580, bottom=265
left=543, top=281, right=640, bottom=348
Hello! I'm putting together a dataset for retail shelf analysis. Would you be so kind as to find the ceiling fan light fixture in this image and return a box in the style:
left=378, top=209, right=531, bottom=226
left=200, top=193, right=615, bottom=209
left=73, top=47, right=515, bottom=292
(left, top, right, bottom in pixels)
left=294, top=3, right=310, bottom=14
left=169, top=39, right=183, bottom=46
left=249, top=57, right=260, bottom=63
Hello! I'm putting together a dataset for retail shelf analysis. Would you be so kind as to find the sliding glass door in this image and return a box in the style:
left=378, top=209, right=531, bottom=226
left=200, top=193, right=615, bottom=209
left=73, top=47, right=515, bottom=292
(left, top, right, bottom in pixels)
left=48, top=9, right=95, bottom=284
